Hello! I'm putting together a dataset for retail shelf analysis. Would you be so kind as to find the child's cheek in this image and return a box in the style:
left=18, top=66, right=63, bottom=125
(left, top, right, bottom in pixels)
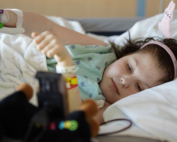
left=129, top=87, right=138, bottom=96
left=116, top=63, right=125, bottom=76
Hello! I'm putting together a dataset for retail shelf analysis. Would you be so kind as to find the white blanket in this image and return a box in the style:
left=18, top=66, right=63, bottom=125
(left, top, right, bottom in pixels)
left=0, top=17, right=85, bottom=105
left=99, top=10, right=177, bottom=142
left=0, top=34, right=47, bottom=105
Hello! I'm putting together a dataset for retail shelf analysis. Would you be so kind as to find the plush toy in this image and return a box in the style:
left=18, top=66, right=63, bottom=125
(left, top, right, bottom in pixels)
left=0, top=72, right=99, bottom=142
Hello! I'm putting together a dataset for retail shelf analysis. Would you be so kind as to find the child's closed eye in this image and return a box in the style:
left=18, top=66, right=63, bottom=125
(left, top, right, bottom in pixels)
left=137, top=84, right=142, bottom=91
left=127, top=63, right=142, bottom=91
left=127, top=64, right=132, bottom=72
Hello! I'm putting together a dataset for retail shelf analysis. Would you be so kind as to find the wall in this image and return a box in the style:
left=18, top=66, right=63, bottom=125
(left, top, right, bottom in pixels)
left=1, top=0, right=177, bottom=18
left=146, top=0, right=177, bottom=17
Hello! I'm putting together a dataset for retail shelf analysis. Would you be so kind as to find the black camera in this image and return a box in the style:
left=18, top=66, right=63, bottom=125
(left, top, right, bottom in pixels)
left=35, top=71, right=68, bottom=119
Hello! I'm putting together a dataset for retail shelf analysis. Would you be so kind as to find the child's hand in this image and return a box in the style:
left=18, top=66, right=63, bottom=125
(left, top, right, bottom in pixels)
left=158, top=0, right=176, bottom=38
left=31, top=31, right=74, bottom=66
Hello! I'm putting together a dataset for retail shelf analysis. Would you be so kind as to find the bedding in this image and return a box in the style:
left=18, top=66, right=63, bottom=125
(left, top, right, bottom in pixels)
left=0, top=34, right=42, bottom=105
left=0, top=17, right=85, bottom=106
left=0, top=10, right=177, bottom=142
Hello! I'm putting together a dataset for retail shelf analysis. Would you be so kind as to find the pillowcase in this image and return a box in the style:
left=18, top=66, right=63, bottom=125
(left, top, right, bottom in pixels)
left=113, top=10, right=177, bottom=45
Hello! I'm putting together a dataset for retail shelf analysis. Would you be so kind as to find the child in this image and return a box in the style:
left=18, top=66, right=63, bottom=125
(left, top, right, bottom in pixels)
left=1, top=9, right=177, bottom=124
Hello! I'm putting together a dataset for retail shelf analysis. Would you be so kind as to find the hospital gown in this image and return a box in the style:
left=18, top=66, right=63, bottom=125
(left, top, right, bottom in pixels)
left=46, top=43, right=117, bottom=106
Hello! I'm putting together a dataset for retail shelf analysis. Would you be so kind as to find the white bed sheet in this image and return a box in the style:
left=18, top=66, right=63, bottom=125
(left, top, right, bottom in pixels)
left=0, top=34, right=47, bottom=105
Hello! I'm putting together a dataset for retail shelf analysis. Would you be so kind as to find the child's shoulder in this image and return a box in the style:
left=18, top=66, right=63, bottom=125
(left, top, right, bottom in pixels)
left=65, top=43, right=114, bottom=55
left=66, top=43, right=111, bottom=48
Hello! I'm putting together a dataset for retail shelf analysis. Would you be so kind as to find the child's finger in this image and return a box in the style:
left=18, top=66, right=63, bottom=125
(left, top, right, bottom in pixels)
left=41, top=42, right=56, bottom=55
left=46, top=45, right=65, bottom=59
left=46, top=45, right=60, bottom=58
left=31, top=32, right=39, bottom=38
left=40, top=38, right=59, bottom=53
left=33, top=31, right=50, bottom=45
left=36, top=36, right=53, bottom=51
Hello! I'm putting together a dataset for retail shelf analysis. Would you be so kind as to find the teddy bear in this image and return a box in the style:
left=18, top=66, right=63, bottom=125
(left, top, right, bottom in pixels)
left=0, top=72, right=99, bottom=142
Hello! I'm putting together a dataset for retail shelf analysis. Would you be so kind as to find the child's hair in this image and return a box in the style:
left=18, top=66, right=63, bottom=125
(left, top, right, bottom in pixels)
left=111, top=35, right=177, bottom=83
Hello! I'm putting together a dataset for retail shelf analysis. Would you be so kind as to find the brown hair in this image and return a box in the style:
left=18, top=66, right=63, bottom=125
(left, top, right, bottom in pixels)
left=110, top=35, right=177, bottom=83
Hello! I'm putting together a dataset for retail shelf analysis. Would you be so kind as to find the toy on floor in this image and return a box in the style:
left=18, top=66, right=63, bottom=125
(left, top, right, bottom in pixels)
left=0, top=71, right=99, bottom=142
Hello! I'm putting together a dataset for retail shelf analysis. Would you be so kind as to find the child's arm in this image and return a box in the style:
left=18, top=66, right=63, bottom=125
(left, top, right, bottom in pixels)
left=4, top=10, right=107, bottom=46
left=32, top=31, right=82, bottom=112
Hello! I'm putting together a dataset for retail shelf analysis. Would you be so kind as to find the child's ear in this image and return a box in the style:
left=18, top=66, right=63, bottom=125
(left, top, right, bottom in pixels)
left=31, top=32, right=39, bottom=38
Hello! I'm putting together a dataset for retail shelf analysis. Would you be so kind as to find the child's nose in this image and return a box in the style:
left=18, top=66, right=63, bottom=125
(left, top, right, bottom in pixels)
left=120, top=76, right=132, bottom=87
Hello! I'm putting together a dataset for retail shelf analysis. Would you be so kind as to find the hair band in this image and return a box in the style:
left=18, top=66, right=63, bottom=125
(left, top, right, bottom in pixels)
left=140, top=41, right=177, bottom=79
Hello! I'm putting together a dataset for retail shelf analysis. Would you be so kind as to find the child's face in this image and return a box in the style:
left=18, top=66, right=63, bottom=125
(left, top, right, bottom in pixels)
left=99, top=51, right=164, bottom=104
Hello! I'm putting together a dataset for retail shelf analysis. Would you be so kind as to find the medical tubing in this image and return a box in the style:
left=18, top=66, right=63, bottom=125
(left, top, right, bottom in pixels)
left=98, top=118, right=132, bottom=136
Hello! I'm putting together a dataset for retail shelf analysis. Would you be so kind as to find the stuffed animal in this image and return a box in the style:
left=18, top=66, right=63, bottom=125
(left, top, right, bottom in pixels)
left=0, top=72, right=99, bottom=142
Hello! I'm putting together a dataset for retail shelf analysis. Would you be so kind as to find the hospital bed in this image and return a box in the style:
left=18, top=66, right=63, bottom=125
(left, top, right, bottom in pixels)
left=1, top=10, right=177, bottom=142
left=68, top=17, right=146, bottom=36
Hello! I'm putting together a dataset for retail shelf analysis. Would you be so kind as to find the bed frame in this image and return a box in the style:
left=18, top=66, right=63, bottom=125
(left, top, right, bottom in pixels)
left=68, top=17, right=146, bottom=36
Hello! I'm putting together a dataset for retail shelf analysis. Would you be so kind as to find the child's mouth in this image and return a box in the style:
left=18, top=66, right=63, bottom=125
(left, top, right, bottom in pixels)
left=111, top=79, right=119, bottom=95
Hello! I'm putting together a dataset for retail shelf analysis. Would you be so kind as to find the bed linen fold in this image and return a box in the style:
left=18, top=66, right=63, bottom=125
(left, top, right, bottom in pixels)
left=0, top=34, right=48, bottom=105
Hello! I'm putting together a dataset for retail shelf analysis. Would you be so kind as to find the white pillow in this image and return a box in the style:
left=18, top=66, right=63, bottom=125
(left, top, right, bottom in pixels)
left=100, top=10, right=177, bottom=142
left=113, top=10, right=177, bottom=45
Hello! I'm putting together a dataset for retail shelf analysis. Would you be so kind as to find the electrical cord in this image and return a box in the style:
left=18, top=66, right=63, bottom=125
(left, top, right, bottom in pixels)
left=98, top=118, right=132, bottom=136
